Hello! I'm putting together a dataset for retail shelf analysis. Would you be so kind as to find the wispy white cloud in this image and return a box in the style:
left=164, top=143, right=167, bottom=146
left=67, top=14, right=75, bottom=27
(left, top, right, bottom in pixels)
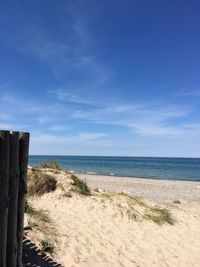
left=32, top=132, right=107, bottom=144
left=68, top=10, right=90, bottom=46
left=29, top=130, right=200, bottom=157
left=50, top=88, right=95, bottom=105
left=1, top=90, right=200, bottom=156
left=69, top=100, right=193, bottom=137
left=1, top=88, right=199, bottom=140
left=15, top=7, right=111, bottom=85
left=128, top=122, right=200, bottom=137
left=30, top=132, right=108, bottom=154
left=0, top=92, right=66, bottom=128
left=40, top=101, right=198, bottom=139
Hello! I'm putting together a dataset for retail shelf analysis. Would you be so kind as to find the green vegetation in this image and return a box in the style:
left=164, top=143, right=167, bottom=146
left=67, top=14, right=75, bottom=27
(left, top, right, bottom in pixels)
left=101, top=192, right=113, bottom=199
left=40, top=240, right=54, bottom=254
left=71, top=174, right=91, bottom=196
left=37, top=160, right=61, bottom=170
left=117, top=192, right=146, bottom=206
left=25, top=200, right=50, bottom=223
left=25, top=199, right=35, bottom=214
left=101, top=192, right=145, bottom=206
left=28, top=170, right=57, bottom=196
left=101, top=191, right=174, bottom=225
left=25, top=199, right=56, bottom=255
left=145, top=207, right=174, bottom=225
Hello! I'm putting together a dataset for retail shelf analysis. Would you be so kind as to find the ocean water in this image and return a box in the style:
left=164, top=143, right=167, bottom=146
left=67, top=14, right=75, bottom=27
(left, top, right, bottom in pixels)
left=29, top=155, right=200, bottom=181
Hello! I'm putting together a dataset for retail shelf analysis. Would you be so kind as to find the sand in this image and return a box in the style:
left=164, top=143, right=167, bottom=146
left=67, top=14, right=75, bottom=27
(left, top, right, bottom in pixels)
left=76, top=173, right=200, bottom=203
left=25, top=170, right=200, bottom=267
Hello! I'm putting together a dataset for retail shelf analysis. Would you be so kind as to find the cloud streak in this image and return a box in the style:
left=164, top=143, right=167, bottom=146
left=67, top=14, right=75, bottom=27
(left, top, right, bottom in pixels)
left=1, top=87, right=200, bottom=156
left=69, top=98, right=194, bottom=137
left=13, top=5, right=111, bottom=87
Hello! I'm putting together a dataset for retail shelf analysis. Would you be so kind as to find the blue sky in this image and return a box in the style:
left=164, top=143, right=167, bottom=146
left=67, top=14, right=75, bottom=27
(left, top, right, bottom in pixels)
left=0, top=0, right=200, bottom=157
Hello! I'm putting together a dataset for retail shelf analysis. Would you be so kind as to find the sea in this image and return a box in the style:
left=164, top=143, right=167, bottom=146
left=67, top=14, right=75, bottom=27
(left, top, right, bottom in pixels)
left=29, top=155, right=200, bottom=182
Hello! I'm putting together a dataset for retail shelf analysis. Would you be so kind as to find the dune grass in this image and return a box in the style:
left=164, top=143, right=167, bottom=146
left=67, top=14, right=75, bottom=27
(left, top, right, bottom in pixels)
left=101, top=192, right=174, bottom=225
left=71, top=174, right=91, bottom=196
left=37, top=160, right=61, bottom=170
left=144, top=207, right=174, bottom=225
left=28, top=170, right=57, bottom=196
left=101, top=192, right=145, bottom=206
left=117, top=192, right=146, bottom=206
left=25, top=199, right=56, bottom=257
left=101, top=192, right=113, bottom=199
left=40, top=240, right=54, bottom=254
left=25, top=200, right=50, bottom=223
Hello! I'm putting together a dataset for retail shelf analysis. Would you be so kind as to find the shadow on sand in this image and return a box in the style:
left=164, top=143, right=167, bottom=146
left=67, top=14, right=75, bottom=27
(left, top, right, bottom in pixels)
left=22, top=238, right=63, bottom=267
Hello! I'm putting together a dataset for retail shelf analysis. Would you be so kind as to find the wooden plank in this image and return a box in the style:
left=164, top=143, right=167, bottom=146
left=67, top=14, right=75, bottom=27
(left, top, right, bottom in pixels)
left=17, top=132, right=29, bottom=267
left=7, top=131, right=19, bottom=267
left=0, top=131, right=10, bottom=267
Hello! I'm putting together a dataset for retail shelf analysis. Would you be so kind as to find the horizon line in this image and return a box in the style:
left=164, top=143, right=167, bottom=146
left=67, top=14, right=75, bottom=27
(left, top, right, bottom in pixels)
left=29, top=154, right=200, bottom=159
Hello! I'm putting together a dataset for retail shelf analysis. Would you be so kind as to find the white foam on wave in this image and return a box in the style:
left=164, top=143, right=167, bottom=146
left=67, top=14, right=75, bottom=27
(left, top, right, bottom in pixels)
left=86, top=171, right=97, bottom=174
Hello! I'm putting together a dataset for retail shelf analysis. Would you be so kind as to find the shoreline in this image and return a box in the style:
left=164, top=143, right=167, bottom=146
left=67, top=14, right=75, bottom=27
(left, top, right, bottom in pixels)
left=76, top=173, right=200, bottom=203
left=73, top=170, right=200, bottom=182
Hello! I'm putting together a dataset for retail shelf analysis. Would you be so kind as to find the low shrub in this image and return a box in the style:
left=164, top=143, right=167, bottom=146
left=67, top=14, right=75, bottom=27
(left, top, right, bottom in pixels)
left=28, top=171, right=57, bottom=196
left=71, top=174, right=91, bottom=196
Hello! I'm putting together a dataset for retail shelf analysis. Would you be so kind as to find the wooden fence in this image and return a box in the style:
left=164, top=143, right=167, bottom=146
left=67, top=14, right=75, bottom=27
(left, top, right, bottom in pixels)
left=0, top=130, right=29, bottom=267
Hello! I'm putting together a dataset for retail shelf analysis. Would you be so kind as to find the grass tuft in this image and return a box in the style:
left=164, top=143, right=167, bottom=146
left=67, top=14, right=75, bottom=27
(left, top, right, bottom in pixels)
left=145, top=207, right=174, bottom=225
left=25, top=199, right=35, bottom=214
left=28, top=170, right=57, bottom=196
left=117, top=192, right=146, bottom=206
left=24, top=200, right=57, bottom=258
left=37, top=160, right=61, bottom=170
left=40, top=240, right=54, bottom=254
left=25, top=200, right=50, bottom=223
left=101, top=192, right=113, bottom=199
left=71, top=174, right=91, bottom=196
left=100, top=192, right=174, bottom=225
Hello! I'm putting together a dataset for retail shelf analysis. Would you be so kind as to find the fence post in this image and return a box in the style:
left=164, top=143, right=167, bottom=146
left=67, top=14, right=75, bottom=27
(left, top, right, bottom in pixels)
left=17, top=132, right=30, bottom=267
left=0, top=131, right=10, bottom=267
left=0, top=130, right=29, bottom=267
left=7, top=132, right=20, bottom=267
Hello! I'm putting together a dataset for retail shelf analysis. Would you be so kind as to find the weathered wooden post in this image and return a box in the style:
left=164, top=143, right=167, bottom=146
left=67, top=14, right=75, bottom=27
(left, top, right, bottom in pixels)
left=0, top=130, right=29, bottom=267
left=0, top=131, right=10, bottom=267
left=17, top=132, right=29, bottom=266
left=7, top=132, right=20, bottom=267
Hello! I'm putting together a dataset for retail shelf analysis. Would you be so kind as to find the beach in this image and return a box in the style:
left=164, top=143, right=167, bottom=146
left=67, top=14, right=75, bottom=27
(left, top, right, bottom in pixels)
left=25, top=169, right=200, bottom=267
left=77, top=173, right=200, bottom=203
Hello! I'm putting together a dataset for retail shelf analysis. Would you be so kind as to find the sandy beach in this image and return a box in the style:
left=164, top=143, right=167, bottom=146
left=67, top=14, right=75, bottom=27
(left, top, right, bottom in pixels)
left=76, top=173, right=200, bottom=203
left=25, top=169, right=200, bottom=267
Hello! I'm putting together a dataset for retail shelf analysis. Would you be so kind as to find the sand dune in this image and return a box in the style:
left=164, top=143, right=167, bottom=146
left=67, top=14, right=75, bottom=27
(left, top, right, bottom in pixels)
left=25, top=170, right=200, bottom=267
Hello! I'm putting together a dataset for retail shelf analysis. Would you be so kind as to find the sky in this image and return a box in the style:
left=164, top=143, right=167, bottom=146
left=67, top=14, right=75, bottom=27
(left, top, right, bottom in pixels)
left=0, top=0, right=200, bottom=157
